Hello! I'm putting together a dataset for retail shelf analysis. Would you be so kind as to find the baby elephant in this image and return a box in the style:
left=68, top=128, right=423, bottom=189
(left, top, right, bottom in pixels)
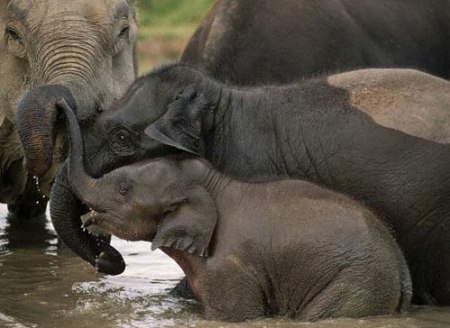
left=59, top=97, right=411, bottom=322
left=73, top=157, right=412, bottom=321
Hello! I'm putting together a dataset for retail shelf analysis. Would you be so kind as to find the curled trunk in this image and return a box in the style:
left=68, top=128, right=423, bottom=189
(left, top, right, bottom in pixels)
left=49, top=100, right=125, bottom=275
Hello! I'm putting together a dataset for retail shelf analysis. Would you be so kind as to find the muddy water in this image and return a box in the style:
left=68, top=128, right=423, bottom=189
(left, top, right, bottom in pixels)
left=1, top=205, right=450, bottom=328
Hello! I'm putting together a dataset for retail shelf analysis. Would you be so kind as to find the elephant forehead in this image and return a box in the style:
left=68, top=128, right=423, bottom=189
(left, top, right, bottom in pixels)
left=121, top=159, right=180, bottom=188
left=6, top=0, right=32, bottom=17
left=7, top=0, right=132, bottom=22
left=139, top=160, right=174, bottom=179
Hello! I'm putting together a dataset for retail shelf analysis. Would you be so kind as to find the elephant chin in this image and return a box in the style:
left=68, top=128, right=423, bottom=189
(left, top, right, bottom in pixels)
left=50, top=163, right=126, bottom=275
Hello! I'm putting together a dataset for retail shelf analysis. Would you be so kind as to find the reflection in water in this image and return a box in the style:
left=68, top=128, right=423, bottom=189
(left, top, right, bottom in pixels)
left=1, top=205, right=450, bottom=328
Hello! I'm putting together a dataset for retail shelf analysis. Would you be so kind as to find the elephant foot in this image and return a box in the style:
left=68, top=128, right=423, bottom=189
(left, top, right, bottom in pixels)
left=170, top=277, right=197, bottom=299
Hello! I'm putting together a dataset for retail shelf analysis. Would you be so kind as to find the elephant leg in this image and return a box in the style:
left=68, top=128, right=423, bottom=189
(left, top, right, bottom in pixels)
left=7, top=174, right=48, bottom=218
left=170, top=276, right=197, bottom=299
left=409, top=218, right=450, bottom=305
left=199, top=263, right=268, bottom=321
left=202, top=277, right=265, bottom=321
left=297, top=265, right=403, bottom=321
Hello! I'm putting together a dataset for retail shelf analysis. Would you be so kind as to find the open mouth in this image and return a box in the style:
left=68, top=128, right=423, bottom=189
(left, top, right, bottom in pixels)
left=81, top=208, right=153, bottom=242
left=81, top=209, right=131, bottom=240
left=81, top=209, right=122, bottom=230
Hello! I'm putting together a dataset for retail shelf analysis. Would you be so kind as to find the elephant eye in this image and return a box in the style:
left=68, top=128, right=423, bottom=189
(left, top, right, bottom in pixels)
left=6, top=27, right=21, bottom=41
left=118, top=181, right=130, bottom=195
left=5, top=26, right=25, bottom=58
left=118, top=25, right=130, bottom=38
left=109, top=128, right=136, bottom=156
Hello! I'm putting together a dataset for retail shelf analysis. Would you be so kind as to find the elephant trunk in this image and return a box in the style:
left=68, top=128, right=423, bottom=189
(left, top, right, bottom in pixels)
left=50, top=164, right=125, bottom=275
left=15, top=25, right=102, bottom=177
left=49, top=100, right=125, bottom=275
left=15, top=85, right=76, bottom=176
left=57, top=100, right=104, bottom=208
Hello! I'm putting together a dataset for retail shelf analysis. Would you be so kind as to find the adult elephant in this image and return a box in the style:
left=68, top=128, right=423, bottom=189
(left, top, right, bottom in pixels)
left=2, top=0, right=137, bottom=216
left=48, top=64, right=450, bottom=304
left=182, top=0, right=450, bottom=84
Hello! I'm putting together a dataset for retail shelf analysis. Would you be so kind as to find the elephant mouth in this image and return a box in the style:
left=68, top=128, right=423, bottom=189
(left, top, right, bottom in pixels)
left=82, top=210, right=119, bottom=229
left=83, top=210, right=146, bottom=241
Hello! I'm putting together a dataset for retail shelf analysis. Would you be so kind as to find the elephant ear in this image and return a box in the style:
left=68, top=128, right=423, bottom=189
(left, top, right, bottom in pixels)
left=151, top=185, right=217, bottom=257
left=144, top=85, right=206, bottom=155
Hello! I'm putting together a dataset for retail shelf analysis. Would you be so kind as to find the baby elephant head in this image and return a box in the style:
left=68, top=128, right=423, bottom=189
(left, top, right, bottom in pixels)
left=81, top=157, right=218, bottom=256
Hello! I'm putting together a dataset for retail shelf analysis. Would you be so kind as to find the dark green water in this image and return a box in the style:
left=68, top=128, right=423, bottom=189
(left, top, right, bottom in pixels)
left=1, top=205, right=449, bottom=328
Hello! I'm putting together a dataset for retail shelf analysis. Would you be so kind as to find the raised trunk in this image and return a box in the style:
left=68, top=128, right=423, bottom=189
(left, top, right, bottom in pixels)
left=57, top=99, right=98, bottom=206
left=49, top=100, right=125, bottom=275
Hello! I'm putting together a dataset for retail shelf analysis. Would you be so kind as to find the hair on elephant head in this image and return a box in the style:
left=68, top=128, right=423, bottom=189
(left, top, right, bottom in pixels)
left=0, top=0, right=137, bottom=216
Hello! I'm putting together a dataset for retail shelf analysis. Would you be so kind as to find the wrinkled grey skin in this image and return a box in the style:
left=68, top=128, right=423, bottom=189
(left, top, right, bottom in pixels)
left=3, top=0, right=137, bottom=216
left=50, top=64, right=450, bottom=304
left=78, top=67, right=450, bottom=180
left=60, top=100, right=411, bottom=321
left=182, top=0, right=450, bottom=84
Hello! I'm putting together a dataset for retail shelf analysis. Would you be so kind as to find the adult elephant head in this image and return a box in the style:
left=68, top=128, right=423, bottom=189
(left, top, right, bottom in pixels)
left=8, top=0, right=137, bottom=215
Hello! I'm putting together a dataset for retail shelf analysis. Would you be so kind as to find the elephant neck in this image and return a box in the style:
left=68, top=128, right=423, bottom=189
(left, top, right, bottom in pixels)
left=201, top=167, right=237, bottom=205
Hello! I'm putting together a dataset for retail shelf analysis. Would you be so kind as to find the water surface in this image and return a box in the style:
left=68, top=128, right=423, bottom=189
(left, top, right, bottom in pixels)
left=1, top=205, right=449, bottom=328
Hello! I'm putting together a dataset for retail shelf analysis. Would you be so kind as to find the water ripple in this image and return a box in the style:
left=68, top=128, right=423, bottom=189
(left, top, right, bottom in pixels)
left=1, top=205, right=450, bottom=327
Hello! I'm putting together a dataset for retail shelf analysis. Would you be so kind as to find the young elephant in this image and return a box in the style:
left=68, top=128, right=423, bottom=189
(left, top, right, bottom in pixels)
left=59, top=100, right=411, bottom=321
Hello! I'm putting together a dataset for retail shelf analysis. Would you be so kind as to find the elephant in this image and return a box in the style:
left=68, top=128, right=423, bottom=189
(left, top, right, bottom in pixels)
left=48, top=63, right=450, bottom=304
left=58, top=99, right=412, bottom=322
left=182, top=0, right=450, bottom=85
left=1, top=0, right=137, bottom=216
left=16, top=0, right=450, bottom=191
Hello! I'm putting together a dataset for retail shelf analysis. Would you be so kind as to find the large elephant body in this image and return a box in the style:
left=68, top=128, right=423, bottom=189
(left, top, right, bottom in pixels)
left=1, top=0, right=137, bottom=216
left=182, top=0, right=450, bottom=84
left=48, top=64, right=450, bottom=305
